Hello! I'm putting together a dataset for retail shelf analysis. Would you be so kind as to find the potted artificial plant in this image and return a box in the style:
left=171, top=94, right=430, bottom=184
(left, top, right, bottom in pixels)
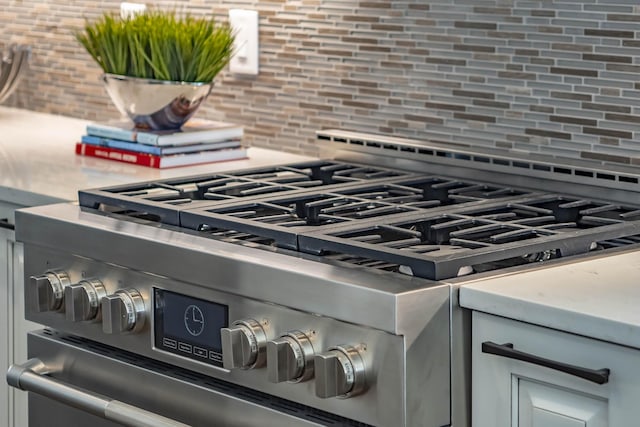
left=76, top=9, right=235, bottom=130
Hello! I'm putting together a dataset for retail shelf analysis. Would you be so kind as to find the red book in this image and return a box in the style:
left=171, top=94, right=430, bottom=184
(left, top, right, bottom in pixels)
left=75, top=142, right=248, bottom=169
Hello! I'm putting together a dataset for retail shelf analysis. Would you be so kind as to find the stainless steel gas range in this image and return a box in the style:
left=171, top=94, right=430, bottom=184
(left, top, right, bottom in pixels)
left=7, top=130, right=640, bottom=427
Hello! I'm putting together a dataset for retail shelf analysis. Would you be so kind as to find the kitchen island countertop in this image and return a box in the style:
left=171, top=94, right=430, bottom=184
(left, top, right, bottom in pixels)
left=0, top=106, right=313, bottom=207
left=459, top=249, right=640, bottom=350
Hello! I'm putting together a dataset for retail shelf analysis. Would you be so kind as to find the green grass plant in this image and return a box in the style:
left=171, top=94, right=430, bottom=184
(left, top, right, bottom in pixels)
left=76, top=10, right=235, bottom=83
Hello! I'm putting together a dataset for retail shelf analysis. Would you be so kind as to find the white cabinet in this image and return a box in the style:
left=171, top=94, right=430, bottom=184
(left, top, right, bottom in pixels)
left=471, top=311, right=640, bottom=427
left=0, top=226, right=11, bottom=427
left=1, top=221, right=39, bottom=427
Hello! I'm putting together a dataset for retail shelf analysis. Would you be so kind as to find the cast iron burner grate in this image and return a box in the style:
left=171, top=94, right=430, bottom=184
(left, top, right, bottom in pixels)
left=78, top=160, right=415, bottom=225
left=179, top=177, right=532, bottom=249
left=321, top=234, right=640, bottom=276
left=76, top=157, right=640, bottom=280
left=181, top=191, right=427, bottom=249
left=225, top=161, right=412, bottom=184
left=196, top=229, right=278, bottom=248
left=298, top=195, right=640, bottom=280
left=332, top=176, right=531, bottom=206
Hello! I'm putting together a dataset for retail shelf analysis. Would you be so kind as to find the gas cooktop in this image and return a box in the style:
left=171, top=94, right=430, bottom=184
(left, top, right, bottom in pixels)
left=78, top=159, right=640, bottom=281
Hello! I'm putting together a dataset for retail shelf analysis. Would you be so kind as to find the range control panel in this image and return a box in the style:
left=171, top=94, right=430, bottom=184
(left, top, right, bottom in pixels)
left=26, top=267, right=377, bottom=400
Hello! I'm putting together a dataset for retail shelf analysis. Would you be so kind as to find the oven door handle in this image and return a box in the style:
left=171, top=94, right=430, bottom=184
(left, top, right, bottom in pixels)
left=7, top=358, right=191, bottom=427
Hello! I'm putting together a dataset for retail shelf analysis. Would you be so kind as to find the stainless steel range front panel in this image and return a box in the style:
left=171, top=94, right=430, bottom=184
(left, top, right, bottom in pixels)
left=17, top=204, right=453, bottom=427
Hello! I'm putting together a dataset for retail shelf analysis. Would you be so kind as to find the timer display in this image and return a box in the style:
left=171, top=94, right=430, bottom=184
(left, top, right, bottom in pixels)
left=154, top=289, right=228, bottom=366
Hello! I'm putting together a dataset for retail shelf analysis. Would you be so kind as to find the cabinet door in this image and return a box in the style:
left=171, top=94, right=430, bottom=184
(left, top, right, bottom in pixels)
left=518, top=378, right=607, bottom=427
left=472, top=311, right=640, bottom=427
left=1, top=228, right=40, bottom=427
left=0, top=227, right=11, bottom=427
left=12, top=239, right=39, bottom=427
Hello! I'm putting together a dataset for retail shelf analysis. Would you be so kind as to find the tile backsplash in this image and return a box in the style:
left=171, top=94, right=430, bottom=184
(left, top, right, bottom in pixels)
left=1, top=0, right=639, bottom=164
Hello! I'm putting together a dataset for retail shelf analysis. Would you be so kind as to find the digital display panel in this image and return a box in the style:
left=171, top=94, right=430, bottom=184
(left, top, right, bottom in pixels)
left=154, top=289, right=228, bottom=366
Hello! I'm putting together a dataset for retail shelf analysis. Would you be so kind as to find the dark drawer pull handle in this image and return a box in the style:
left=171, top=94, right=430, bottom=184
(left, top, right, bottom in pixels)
left=0, top=218, right=14, bottom=230
left=481, top=341, right=610, bottom=385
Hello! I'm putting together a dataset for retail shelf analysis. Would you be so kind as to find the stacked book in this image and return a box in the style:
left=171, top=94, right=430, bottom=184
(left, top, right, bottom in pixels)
left=75, top=119, right=247, bottom=168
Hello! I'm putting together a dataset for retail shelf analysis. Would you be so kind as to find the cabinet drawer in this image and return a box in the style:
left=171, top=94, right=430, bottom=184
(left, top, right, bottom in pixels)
left=471, top=311, right=640, bottom=427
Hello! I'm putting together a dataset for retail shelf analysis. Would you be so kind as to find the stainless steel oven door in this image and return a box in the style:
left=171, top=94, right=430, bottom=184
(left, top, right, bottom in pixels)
left=7, top=330, right=354, bottom=427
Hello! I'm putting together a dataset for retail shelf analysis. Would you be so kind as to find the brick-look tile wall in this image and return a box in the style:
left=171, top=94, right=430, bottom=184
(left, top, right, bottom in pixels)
left=1, top=0, right=639, bottom=163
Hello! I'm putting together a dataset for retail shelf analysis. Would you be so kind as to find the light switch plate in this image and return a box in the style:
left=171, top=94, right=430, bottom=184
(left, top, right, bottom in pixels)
left=229, top=9, right=259, bottom=76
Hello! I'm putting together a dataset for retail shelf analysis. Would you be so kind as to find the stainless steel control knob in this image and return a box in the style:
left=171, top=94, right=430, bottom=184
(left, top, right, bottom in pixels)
left=31, top=270, right=71, bottom=312
left=315, top=345, right=366, bottom=398
left=267, top=330, right=315, bottom=383
left=101, top=289, right=145, bottom=334
left=221, top=319, right=268, bottom=370
left=65, top=279, right=107, bottom=322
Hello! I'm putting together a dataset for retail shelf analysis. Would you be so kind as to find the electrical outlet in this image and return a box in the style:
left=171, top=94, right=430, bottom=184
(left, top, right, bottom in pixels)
left=229, top=9, right=259, bottom=76
left=120, top=2, right=146, bottom=19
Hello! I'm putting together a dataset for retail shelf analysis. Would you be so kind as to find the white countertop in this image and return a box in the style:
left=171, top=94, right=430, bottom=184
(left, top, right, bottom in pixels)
left=0, top=106, right=313, bottom=206
left=459, top=249, right=640, bottom=350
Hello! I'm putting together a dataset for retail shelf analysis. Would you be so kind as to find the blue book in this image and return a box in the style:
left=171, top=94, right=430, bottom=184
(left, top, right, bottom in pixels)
left=85, top=118, right=244, bottom=146
left=80, top=135, right=242, bottom=156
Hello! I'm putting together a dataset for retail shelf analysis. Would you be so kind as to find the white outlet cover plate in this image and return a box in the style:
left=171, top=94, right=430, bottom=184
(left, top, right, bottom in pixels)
left=120, top=2, right=146, bottom=19
left=229, top=9, right=259, bottom=76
